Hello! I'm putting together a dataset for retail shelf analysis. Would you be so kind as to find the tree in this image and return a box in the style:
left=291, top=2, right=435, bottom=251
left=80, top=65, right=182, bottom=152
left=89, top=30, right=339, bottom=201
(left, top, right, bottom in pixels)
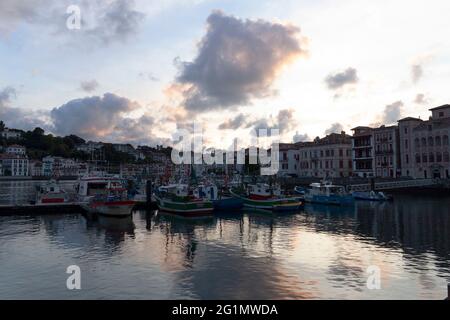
left=0, top=121, right=5, bottom=131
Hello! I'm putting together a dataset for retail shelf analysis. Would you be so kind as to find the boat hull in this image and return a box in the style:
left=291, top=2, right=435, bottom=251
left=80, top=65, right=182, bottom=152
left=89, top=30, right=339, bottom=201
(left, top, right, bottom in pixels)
left=154, top=195, right=214, bottom=217
left=230, top=190, right=302, bottom=212
left=304, top=194, right=354, bottom=206
left=81, top=201, right=135, bottom=217
left=213, top=197, right=244, bottom=211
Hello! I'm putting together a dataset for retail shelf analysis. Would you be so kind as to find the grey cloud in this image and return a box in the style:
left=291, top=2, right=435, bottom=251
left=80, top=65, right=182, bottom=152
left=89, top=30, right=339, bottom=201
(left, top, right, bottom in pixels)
left=248, top=109, right=298, bottom=135
left=50, top=93, right=140, bottom=139
left=414, top=93, right=428, bottom=105
left=293, top=131, right=309, bottom=143
left=218, top=113, right=247, bottom=130
left=411, top=64, right=423, bottom=84
left=80, top=80, right=99, bottom=93
left=325, top=68, right=359, bottom=90
left=175, top=11, right=306, bottom=112
left=382, top=101, right=403, bottom=125
left=0, top=86, right=50, bottom=130
left=325, top=122, right=344, bottom=135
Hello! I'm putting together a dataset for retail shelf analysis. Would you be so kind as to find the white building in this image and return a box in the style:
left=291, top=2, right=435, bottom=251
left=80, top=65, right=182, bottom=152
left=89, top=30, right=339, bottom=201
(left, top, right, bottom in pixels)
left=278, top=144, right=300, bottom=177
left=299, top=133, right=353, bottom=178
left=398, top=104, right=450, bottom=179
left=6, top=144, right=26, bottom=156
left=76, top=141, right=104, bottom=153
left=0, top=154, right=29, bottom=176
left=42, top=156, right=80, bottom=177
left=0, top=128, right=22, bottom=140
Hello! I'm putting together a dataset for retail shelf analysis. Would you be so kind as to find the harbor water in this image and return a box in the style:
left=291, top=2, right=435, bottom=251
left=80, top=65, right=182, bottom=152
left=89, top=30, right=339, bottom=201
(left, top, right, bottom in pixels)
left=0, top=181, right=449, bottom=299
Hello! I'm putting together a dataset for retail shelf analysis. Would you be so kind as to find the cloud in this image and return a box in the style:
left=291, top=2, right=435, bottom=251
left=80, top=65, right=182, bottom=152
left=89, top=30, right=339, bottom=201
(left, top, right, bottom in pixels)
left=293, top=131, right=309, bottom=143
left=174, top=11, right=307, bottom=112
left=411, top=64, right=423, bottom=84
left=325, top=122, right=344, bottom=135
left=50, top=93, right=140, bottom=139
left=325, top=68, right=359, bottom=90
left=80, top=80, right=99, bottom=93
left=414, top=93, right=429, bottom=105
left=218, top=113, right=247, bottom=130
left=247, top=109, right=298, bottom=136
left=0, top=86, right=50, bottom=130
left=381, top=100, right=403, bottom=125
left=0, top=0, right=145, bottom=44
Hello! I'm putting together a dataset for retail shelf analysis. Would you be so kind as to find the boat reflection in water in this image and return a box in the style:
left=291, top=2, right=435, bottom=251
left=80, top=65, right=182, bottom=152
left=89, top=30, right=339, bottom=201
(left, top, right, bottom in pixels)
left=0, top=194, right=449, bottom=299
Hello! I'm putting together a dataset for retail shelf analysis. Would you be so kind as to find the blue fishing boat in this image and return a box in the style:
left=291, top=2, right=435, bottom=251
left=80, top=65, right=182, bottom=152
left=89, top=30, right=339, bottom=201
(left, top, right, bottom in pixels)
left=193, top=184, right=244, bottom=211
left=304, top=181, right=354, bottom=206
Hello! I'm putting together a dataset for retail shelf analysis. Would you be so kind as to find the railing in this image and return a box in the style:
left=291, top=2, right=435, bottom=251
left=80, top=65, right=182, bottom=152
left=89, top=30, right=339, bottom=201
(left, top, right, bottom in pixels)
left=349, top=179, right=439, bottom=191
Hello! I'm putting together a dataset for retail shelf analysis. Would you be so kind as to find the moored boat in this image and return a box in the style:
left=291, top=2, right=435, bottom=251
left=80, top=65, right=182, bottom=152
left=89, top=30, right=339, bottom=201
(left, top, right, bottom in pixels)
left=194, top=184, right=243, bottom=211
left=154, top=184, right=214, bottom=217
left=77, top=176, right=135, bottom=217
left=36, top=180, right=69, bottom=204
left=230, top=184, right=302, bottom=212
left=304, top=181, right=354, bottom=206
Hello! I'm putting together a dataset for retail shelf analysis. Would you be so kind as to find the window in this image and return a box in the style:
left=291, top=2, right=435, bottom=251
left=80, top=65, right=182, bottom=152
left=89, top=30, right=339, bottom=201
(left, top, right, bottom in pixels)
left=429, top=153, right=435, bottom=163
left=415, top=138, right=420, bottom=148
left=437, top=152, right=442, bottom=162
left=421, top=138, right=427, bottom=147
left=405, top=139, right=409, bottom=149
left=443, top=135, right=449, bottom=146
left=415, top=154, right=420, bottom=164
left=404, top=127, right=408, bottom=134
left=406, top=154, right=409, bottom=164
left=439, top=112, right=444, bottom=118
left=428, top=137, right=434, bottom=146
left=436, top=136, right=441, bottom=146
left=444, top=152, right=450, bottom=162
left=422, top=153, right=428, bottom=163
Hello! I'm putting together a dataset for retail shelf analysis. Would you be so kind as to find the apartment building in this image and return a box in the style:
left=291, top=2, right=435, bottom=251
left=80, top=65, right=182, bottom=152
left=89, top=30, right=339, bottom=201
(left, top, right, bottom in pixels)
left=373, top=125, right=401, bottom=178
left=0, top=154, right=29, bottom=176
left=398, top=105, right=450, bottom=179
left=351, top=127, right=375, bottom=178
left=278, top=143, right=300, bottom=177
left=298, top=132, right=353, bottom=178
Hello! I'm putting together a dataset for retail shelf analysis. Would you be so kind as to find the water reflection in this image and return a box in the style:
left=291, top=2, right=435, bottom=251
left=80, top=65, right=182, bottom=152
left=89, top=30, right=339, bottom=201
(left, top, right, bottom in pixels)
left=0, top=194, right=449, bottom=299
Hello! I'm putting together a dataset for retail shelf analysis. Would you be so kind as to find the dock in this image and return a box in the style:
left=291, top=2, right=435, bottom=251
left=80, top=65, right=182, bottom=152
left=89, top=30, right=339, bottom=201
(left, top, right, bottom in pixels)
left=0, top=203, right=85, bottom=215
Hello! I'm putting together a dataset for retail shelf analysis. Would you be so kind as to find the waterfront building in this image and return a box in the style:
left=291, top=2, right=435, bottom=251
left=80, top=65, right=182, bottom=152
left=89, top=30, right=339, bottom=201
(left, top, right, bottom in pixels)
left=28, top=160, right=43, bottom=177
left=278, top=143, right=300, bottom=177
left=398, top=104, right=450, bottom=179
left=42, top=156, right=80, bottom=177
left=351, top=127, right=375, bottom=178
left=5, top=144, right=26, bottom=156
left=298, top=132, right=353, bottom=178
left=373, top=125, right=401, bottom=178
left=0, top=154, right=29, bottom=176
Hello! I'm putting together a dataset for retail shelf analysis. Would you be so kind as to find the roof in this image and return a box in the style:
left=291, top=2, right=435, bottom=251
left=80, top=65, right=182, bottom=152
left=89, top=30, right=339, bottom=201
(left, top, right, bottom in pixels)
left=429, top=104, right=450, bottom=111
left=351, top=126, right=372, bottom=131
left=398, top=117, right=422, bottom=122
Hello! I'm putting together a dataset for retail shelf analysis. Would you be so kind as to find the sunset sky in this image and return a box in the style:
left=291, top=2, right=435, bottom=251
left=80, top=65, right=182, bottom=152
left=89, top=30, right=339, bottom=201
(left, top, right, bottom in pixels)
left=1, top=0, right=449, bottom=148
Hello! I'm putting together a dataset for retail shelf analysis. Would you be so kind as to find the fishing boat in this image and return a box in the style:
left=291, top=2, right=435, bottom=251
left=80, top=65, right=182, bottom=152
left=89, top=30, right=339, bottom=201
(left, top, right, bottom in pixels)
left=352, top=191, right=392, bottom=201
left=154, top=184, right=214, bottom=217
left=194, top=184, right=243, bottom=211
left=304, top=181, right=354, bottom=206
left=77, top=176, right=135, bottom=217
left=36, top=180, right=69, bottom=204
left=294, top=186, right=307, bottom=196
left=230, top=183, right=302, bottom=212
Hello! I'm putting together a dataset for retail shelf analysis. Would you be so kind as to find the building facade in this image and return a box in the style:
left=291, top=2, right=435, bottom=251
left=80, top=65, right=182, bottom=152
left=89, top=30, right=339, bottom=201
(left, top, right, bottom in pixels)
left=398, top=105, right=450, bottom=179
left=0, top=128, right=23, bottom=140
left=0, top=154, right=29, bottom=176
left=351, top=127, right=374, bottom=178
left=6, top=145, right=26, bottom=156
left=298, top=132, right=353, bottom=178
left=278, top=143, right=300, bottom=177
left=373, top=125, right=401, bottom=178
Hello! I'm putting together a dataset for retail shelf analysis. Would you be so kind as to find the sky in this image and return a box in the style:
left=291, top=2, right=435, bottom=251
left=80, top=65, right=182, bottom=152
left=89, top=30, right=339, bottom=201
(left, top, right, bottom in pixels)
left=0, top=0, right=449, bottom=149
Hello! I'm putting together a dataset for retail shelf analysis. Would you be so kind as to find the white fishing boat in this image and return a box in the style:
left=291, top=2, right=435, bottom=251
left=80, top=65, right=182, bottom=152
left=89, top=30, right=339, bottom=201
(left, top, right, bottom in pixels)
left=36, top=180, right=69, bottom=204
left=77, top=176, right=135, bottom=217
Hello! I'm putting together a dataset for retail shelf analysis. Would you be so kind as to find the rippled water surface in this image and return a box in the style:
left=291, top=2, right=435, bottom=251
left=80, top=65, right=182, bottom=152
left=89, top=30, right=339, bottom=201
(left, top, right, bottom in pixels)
left=0, top=190, right=449, bottom=299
